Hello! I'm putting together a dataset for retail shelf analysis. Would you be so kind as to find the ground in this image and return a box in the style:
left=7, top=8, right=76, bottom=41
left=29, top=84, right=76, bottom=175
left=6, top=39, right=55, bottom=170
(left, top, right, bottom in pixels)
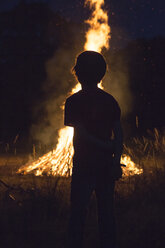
left=0, top=135, right=165, bottom=248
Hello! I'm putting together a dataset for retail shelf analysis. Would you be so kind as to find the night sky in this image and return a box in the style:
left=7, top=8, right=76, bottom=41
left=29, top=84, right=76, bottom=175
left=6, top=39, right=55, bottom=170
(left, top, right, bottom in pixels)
left=0, top=0, right=165, bottom=42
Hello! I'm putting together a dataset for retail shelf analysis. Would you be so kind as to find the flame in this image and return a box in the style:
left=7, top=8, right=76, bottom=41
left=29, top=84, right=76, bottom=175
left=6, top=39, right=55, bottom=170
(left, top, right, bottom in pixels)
left=20, top=127, right=74, bottom=177
left=18, top=0, right=143, bottom=177
left=121, top=155, right=143, bottom=177
left=84, top=0, right=110, bottom=52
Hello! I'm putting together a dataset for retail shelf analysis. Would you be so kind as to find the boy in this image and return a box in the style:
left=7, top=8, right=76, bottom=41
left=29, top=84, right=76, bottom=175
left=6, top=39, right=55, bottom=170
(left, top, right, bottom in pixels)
left=64, top=51, right=123, bottom=248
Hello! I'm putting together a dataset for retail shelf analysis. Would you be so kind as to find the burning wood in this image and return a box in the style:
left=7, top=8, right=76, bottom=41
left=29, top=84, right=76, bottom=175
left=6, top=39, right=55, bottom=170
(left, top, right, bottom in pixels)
left=18, top=0, right=143, bottom=177
left=18, top=150, right=143, bottom=177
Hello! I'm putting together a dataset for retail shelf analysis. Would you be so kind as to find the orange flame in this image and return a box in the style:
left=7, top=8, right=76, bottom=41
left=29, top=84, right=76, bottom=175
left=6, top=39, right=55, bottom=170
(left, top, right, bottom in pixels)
left=84, top=0, right=110, bottom=52
left=18, top=0, right=143, bottom=177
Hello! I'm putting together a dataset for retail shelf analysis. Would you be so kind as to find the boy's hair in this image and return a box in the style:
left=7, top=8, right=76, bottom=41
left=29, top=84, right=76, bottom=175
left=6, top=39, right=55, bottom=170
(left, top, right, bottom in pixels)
left=73, top=51, right=106, bottom=85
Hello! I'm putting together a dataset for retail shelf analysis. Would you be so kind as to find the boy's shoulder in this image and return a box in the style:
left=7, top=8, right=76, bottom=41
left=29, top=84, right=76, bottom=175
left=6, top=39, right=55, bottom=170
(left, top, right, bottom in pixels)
left=97, top=88, right=119, bottom=105
left=98, top=88, right=115, bottom=98
left=66, top=90, right=83, bottom=103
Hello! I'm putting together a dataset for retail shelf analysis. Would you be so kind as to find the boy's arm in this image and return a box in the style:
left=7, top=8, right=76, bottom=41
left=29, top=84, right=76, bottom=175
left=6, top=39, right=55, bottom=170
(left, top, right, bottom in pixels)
left=75, top=121, right=123, bottom=162
left=112, top=120, right=123, bottom=166
left=74, top=124, right=114, bottom=151
left=64, top=98, right=118, bottom=152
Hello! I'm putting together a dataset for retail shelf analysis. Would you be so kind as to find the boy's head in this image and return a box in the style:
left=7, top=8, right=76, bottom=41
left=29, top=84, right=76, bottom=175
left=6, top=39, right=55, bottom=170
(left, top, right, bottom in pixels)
left=73, top=51, right=106, bottom=86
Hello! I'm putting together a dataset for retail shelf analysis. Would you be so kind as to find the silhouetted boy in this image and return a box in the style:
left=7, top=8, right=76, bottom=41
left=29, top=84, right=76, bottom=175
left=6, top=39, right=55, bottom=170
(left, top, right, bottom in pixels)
left=64, top=51, right=123, bottom=248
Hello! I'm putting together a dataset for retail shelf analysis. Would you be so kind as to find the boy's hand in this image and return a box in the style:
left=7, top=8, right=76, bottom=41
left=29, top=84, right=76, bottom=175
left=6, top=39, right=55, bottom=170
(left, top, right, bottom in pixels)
left=111, top=160, right=126, bottom=181
left=111, top=165, right=122, bottom=180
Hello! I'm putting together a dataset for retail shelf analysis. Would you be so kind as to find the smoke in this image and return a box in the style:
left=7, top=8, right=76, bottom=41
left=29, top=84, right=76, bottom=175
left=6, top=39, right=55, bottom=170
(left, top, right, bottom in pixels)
left=30, top=47, right=79, bottom=147
left=103, top=52, right=133, bottom=117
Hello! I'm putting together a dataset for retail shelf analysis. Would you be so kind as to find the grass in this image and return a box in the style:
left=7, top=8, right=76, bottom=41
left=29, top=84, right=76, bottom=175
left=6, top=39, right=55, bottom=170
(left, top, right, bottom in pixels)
left=0, top=129, right=165, bottom=248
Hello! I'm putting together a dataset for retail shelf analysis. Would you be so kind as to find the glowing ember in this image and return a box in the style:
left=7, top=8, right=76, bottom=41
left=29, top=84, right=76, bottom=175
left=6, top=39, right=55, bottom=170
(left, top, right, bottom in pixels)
left=18, top=0, right=143, bottom=177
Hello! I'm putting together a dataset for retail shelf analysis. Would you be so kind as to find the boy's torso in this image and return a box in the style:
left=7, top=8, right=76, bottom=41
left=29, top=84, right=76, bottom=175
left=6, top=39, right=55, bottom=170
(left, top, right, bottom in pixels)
left=66, top=88, right=120, bottom=160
